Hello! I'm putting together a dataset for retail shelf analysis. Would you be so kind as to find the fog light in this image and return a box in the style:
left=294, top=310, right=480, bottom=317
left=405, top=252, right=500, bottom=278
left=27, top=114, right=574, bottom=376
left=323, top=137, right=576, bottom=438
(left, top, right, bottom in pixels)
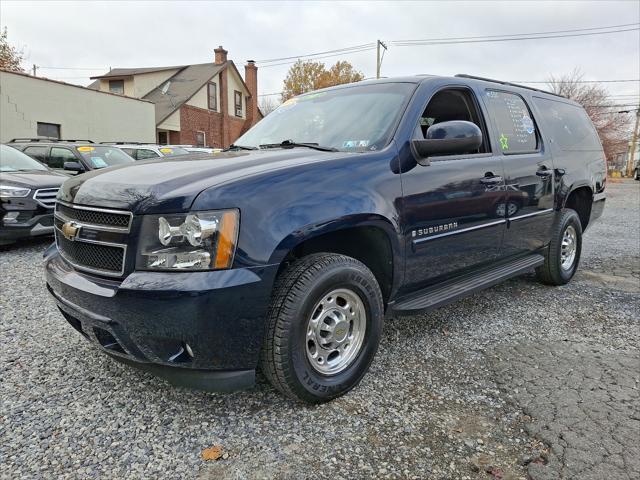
left=3, top=212, right=20, bottom=225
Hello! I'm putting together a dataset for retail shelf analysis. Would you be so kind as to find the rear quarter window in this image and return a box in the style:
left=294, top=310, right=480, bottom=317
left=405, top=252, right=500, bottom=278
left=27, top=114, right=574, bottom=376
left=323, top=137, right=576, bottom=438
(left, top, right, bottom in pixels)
left=532, top=97, right=601, bottom=151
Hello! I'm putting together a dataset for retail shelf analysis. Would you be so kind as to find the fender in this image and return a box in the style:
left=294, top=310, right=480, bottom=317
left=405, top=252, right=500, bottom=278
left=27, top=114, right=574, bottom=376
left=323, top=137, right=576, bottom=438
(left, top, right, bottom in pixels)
left=559, top=180, right=593, bottom=209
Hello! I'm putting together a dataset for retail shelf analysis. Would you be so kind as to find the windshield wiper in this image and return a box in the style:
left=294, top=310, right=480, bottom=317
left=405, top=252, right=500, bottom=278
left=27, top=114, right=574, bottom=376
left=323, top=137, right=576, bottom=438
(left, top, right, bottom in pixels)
left=259, top=140, right=338, bottom=152
left=224, top=144, right=258, bottom=151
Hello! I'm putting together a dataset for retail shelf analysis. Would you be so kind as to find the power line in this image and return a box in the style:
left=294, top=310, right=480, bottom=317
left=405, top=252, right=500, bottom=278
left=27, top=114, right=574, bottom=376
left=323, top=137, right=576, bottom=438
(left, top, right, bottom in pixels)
left=257, top=46, right=377, bottom=68
left=390, top=22, right=639, bottom=44
left=256, top=42, right=376, bottom=64
left=390, top=26, right=638, bottom=47
left=37, top=66, right=107, bottom=70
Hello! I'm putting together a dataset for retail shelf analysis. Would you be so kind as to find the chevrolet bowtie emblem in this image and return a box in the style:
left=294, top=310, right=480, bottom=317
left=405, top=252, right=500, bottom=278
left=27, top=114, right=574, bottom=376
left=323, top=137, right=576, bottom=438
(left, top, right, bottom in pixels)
left=61, top=221, right=81, bottom=241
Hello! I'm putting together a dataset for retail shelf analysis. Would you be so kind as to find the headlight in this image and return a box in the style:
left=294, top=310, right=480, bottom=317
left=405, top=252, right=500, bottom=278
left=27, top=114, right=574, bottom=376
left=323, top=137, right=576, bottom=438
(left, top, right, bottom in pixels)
left=136, top=209, right=239, bottom=271
left=0, top=184, right=31, bottom=198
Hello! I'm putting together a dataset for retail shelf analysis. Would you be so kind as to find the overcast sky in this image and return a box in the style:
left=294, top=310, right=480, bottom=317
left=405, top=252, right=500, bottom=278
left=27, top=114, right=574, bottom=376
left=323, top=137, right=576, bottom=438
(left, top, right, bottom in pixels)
left=2, top=1, right=639, bottom=104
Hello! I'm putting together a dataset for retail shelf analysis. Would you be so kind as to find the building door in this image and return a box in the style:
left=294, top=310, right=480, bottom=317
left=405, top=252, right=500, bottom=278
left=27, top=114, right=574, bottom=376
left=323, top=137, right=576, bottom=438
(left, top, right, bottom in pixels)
left=401, top=86, right=506, bottom=291
left=157, top=131, right=168, bottom=145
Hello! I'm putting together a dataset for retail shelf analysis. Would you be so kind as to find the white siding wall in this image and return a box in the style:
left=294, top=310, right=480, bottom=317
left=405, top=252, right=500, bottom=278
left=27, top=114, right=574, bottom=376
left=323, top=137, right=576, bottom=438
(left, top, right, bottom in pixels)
left=186, top=73, right=220, bottom=111
left=0, top=71, right=156, bottom=143
left=157, top=110, right=181, bottom=131
left=132, top=69, right=180, bottom=98
left=227, top=68, right=248, bottom=119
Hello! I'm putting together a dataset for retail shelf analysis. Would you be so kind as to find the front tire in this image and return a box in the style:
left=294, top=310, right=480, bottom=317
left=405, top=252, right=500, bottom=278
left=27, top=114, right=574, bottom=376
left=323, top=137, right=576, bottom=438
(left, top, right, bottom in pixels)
left=261, top=253, right=384, bottom=403
left=536, top=209, right=582, bottom=285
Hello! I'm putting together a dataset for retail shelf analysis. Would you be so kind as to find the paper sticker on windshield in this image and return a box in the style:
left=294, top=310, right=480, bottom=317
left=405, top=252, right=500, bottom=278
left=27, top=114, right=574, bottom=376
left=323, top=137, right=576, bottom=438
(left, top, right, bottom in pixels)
left=521, top=116, right=535, bottom=134
left=343, top=140, right=369, bottom=149
left=77, top=146, right=95, bottom=152
left=91, top=157, right=108, bottom=168
left=159, top=148, right=173, bottom=154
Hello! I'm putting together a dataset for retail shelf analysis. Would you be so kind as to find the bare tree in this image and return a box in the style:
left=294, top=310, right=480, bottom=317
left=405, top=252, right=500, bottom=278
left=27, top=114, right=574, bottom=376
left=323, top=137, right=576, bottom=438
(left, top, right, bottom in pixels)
left=548, top=68, right=632, bottom=164
left=259, top=95, right=280, bottom=116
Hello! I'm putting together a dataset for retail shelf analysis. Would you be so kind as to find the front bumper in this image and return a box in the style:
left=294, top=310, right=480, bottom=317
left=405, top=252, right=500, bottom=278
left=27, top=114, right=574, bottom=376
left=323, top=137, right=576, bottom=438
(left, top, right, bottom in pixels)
left=44, top=246, right=278, bottom=392
left=0, top=212, right=54, bottom=243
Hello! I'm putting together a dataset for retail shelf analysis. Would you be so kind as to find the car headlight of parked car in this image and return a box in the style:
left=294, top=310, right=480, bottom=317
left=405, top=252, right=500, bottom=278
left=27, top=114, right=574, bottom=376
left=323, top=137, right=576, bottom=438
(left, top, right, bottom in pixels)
left=0, top=184, right=31, bottom=198
left=136, top=209, right=239, bottom=271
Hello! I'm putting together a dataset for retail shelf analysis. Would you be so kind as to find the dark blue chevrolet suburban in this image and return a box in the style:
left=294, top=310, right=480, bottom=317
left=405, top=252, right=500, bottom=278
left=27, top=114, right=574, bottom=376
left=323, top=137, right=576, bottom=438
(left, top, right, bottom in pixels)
left=45, top=75, right=606, bottom=403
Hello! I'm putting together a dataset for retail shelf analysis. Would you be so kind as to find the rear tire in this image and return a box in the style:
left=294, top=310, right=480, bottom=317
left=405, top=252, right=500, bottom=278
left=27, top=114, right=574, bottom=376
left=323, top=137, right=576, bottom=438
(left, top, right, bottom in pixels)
left=536, top=209, right=582, bottom=285
left=261, top=253, right=384, bottom=403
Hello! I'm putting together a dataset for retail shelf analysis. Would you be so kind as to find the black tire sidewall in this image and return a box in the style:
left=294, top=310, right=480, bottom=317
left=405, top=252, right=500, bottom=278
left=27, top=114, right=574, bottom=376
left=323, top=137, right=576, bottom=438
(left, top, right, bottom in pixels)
left=287, top=264, right=383, bottom=401
left=554, top=211, right=582, bottom=283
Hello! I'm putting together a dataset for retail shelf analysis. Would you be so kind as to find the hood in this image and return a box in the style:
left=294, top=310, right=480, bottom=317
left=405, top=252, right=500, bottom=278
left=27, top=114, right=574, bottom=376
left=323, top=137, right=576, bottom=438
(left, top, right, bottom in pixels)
left=58, top=149, right=352, bottom=213
left=0, top=170, right=67, bottom=189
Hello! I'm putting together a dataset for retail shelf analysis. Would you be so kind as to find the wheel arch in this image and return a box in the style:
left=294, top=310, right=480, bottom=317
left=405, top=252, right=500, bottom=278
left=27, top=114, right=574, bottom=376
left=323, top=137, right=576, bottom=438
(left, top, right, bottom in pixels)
left=563, top=184, right=594, bottom=231
left=268, top=214, right=401, bottom=305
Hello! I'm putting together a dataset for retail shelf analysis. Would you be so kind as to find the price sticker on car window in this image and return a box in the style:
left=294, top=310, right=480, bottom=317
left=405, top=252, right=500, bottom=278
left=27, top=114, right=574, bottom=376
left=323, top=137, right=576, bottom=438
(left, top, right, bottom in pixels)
left=160, top=148, right=173, bottom=154
left=77, top=146, right=95, bottom=153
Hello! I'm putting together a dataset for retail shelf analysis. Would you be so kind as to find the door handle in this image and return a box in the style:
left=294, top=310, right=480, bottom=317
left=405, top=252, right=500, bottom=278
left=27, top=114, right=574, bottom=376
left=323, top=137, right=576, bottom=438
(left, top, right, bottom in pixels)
left=480, top=175, right=503, bottom=185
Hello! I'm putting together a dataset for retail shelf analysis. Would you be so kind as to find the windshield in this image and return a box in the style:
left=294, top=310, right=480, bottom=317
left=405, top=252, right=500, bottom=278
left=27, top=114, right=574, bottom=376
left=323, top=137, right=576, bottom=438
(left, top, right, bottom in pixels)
left=236, top=83, right=416, bottom=152
left=159, top=146, right=190, bottom=156
left=75, top=146, right=134, bottom=168
left=0, top=145, right=48, bottom=172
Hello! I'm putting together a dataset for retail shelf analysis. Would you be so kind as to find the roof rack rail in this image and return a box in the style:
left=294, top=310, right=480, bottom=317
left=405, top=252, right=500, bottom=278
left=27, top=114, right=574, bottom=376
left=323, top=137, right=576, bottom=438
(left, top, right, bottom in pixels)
left=99, top=141, right=151, bottom=145
left=454, top=74, right=566, bottom=99
left=9, top=137, right=60, bottom=143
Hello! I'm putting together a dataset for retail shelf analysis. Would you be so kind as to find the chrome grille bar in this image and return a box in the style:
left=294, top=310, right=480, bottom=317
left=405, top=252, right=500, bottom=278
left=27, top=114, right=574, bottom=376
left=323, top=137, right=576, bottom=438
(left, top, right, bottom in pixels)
left=34, top=188, right=59, bottom=209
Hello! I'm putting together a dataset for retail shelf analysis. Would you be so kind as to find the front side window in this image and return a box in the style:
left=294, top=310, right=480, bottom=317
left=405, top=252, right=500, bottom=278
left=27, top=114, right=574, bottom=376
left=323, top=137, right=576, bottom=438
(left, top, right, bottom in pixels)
left=235, top=83, right=416, bottom=152
left=37, top=122, right=60, bottom=139
left=23, top=146, right=49, bottom=162
left=49, top=147, right=78, bottom=169
left=416, top=88, right=489, bottom=155
left=0, top=145, right=48, bottom=172
left=208, top=83, right=217, bottom=111
left=109, top=80, right=125, bottom=94
left=484, top=90, right=538, bottom=154
left=136, top=149, right=160, bottom=160
left=234, top=90, right=243, bottom=117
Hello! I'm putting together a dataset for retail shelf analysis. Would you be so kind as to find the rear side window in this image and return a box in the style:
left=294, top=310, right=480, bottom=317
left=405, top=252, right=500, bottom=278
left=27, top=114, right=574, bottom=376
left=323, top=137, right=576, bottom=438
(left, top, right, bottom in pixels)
left=484, top=90, right=538, bottom=154
left=23, top=146, right=48, bottom=162
left=532, top=97, right=601, bottom=151
left=136, top=149, right=160, bottom=160
left=121, top=148, right=137, bottom=159
left=49, top=147, right=77, bottom=169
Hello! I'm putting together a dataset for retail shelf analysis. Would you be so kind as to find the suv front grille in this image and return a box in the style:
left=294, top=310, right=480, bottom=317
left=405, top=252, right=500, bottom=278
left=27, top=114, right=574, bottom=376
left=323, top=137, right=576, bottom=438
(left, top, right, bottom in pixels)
left=54, top=201, right=131, bottom=277
left=56, top=234, right=125, bottom=274
left=34, top=188, right=59, bottom=209
left=56, top=202, right=131, bottom=229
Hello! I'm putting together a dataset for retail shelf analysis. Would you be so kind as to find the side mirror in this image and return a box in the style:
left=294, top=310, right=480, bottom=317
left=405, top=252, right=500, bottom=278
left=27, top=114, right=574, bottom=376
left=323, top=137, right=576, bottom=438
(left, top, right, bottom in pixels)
left=411, top=120, right=482, bottom=165
left=63, top=161, right=85, bottom=173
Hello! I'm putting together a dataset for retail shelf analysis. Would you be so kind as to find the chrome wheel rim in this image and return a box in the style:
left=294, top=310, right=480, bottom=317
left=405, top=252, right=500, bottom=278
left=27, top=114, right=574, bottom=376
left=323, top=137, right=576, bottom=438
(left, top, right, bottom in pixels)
left=507, top=202, right=519, bottom=216
left=561, top=225, right=577, bottom=271
left=495, top=203, right=506, bottom=217
left=305, top=288, right=366, bottom=375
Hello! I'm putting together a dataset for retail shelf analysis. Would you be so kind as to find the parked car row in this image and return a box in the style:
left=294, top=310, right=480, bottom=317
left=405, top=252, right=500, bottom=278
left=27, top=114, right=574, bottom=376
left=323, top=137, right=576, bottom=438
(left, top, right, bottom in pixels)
left=1, top=139, right=219, bottom=245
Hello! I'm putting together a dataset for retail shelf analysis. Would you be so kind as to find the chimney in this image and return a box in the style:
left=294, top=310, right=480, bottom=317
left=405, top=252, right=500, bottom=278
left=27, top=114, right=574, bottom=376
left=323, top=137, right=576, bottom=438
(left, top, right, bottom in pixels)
left=214, top=46, right=228, bottom=65
left=245, top=60, right=258, bottom=125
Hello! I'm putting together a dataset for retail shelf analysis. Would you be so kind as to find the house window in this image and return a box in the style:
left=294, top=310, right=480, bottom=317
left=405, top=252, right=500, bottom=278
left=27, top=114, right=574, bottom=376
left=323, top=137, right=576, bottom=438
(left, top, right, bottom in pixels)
left=109, top=80, right=124, bottom=94
left=208, top=83, right=217, bottom=111
left=234, top=90, right=243, bottom=117
left=195, top=131, right=206, bottom=147
left=37, top=122, right=60, bottom=139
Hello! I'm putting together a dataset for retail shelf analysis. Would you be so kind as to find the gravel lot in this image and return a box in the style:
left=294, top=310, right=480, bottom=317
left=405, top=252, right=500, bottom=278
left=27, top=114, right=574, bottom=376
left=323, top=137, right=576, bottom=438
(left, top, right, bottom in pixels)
left=1, top=180, right=638, bottom=479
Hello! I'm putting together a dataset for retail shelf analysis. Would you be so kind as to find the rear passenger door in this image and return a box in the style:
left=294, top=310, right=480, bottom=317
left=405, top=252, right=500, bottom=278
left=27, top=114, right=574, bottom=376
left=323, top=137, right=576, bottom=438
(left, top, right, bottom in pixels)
left=482, top=90, right=555, bottom=255
left=49, top=147, right=82, bottom=174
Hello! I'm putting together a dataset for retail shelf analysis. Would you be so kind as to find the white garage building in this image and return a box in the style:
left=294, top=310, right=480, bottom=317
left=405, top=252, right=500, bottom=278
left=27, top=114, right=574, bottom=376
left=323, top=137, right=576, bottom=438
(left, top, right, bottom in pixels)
left=0, top=69, right=155, bottom=143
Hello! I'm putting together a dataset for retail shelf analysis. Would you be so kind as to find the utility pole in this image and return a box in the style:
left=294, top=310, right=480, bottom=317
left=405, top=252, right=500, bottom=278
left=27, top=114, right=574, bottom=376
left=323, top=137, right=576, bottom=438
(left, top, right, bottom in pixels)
left=376, top=40, right=387, bottom=79
left=32, top=64, right=38, bottom=77
left=627, top=108, right=640, bottom=177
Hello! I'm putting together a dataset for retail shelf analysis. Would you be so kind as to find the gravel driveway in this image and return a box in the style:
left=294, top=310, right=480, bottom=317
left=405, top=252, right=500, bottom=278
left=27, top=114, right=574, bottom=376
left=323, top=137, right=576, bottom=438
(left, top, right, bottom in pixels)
left=1, top=180, right=638, bottom=480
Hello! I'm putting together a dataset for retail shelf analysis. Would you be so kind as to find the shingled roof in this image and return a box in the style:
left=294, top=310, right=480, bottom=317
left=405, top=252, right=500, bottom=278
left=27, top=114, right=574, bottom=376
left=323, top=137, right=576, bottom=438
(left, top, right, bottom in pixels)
left=140, top=62, right=225, bottom=125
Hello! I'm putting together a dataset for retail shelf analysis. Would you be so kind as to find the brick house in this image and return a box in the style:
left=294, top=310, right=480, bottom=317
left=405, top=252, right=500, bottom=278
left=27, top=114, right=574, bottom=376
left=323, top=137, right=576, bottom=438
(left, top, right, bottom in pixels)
left=89, top=46, right=262, bottom=148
